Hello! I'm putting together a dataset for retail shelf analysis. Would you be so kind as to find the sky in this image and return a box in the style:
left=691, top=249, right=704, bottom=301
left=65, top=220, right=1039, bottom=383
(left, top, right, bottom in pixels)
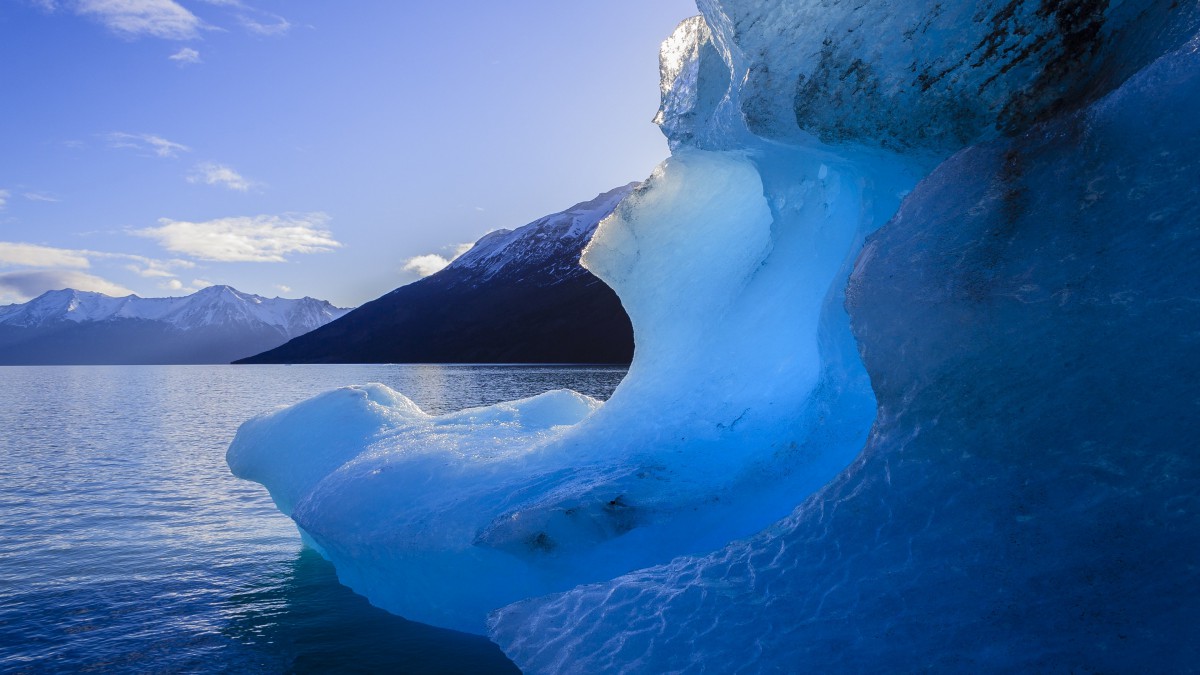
left=0, top=0, right=697, bottom=307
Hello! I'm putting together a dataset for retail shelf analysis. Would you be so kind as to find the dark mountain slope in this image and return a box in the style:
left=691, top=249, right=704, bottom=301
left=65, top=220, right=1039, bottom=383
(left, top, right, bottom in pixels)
left=239, top=186, right=635, bottom=364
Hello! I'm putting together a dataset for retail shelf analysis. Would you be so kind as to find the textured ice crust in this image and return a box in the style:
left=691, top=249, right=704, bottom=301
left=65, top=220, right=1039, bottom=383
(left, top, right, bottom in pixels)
left=490, top=15, right=1200, bottom=675
left=672, top=0, right=1199, bottom=153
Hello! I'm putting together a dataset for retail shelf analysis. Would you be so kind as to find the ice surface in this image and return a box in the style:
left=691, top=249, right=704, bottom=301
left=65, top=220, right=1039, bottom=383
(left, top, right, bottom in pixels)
left=490, top=27, right=1200, bottom=674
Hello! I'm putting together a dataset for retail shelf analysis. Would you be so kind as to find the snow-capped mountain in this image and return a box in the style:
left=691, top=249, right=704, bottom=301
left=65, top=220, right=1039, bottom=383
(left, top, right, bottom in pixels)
left=241, top=185, right=635, bottom=364
left=443, top=185, right=632, bottom=286
left=0, top=286, right=350, bottom=365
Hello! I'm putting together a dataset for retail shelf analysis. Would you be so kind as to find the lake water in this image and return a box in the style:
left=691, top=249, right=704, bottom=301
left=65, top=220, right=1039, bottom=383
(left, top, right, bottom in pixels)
left=0, top=364, right=627, bottom=673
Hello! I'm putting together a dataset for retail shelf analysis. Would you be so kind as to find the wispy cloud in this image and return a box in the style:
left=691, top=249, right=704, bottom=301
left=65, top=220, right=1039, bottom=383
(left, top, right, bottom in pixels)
left=0, top=189, right=8, bottom=210
left=120, top=256, right=194, bottom=278
left=106, top=132, right=190, bottom=158
left=168, top=46, right=201, bottom=64
left=187, top=162, right=255, bottom=191
left=239, top=13, right=290, bottom=35
left=273, top=283, right=291, bottom=293
left=23, top=192, right=61, bottom=203
left=40, top=0, right=296, bottom=45
left=136, top=213, right=341, bottom=262
left=75, top=0, right=203, bottom=40
left=196, top=0, right=291, bottom=35
left=0, top=241, right=196, bottom=281
left=0, top=270, right=134, bottom=301
left=0, top=240, right=210, bottom=301
left=401, top=242, right=475, bottom=278
left=0, top=242, right=91, bottom=268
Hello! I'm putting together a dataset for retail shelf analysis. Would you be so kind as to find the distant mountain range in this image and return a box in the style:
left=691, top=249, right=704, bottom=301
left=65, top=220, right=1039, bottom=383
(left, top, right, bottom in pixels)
left=239, top=185, right=635, bottom=365
left=0, top=285, right=350, bottom=365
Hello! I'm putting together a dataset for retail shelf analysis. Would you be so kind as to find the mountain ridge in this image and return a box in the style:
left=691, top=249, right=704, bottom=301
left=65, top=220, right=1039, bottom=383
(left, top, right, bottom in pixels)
left=0, top=285, right=350, bottom=365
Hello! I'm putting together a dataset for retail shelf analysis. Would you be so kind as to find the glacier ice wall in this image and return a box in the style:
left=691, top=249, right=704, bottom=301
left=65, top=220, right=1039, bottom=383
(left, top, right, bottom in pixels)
left=490, top=6, right=1200, bottom=672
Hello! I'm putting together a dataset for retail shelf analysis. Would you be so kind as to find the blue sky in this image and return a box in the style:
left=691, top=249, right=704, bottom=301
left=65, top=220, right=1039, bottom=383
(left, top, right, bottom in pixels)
left=0, top=0, right=696, bottom=307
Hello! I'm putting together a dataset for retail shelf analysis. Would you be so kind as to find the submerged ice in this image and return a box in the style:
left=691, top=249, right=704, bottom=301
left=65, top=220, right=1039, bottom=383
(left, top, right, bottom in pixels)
left=230, top=0, right=1200, bottom=667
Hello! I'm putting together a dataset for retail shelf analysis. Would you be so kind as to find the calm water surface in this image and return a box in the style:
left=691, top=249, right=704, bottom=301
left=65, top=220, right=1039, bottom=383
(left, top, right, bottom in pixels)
left=0, top=365, right=627, bottom=673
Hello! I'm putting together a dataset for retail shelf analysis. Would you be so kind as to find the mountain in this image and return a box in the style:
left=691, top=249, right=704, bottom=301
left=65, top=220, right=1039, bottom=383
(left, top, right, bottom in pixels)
left=0, top=285, right=350, bottom=365
left=239, top=185, right=636, bottom=365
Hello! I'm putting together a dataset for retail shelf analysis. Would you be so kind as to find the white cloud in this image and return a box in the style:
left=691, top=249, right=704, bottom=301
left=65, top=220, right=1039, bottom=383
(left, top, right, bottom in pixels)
left=0, top=189, right=8, bottom=210
left=76, top=0, right=203, bottom=40
left=159, top=277, right=215, bottom=294
left=274, top=283, right=291, bottom=293
left=0, top=242, right=197, bottom=282
left=0, top=241, right=209, bottom=301
left=0, top=270, right=134, bottom=301
left=106, top=132, right=190, bottom=158
left=0, top=242, right=91, bottom=268
left=136, top=213, right=341, bottom=262
left=401, top=242, right=475, bottom=278
left=168, top=46, right=201, bottom=64
left=402, top=254, right=452, bottom=278
left=187, top=162, right=255, bottom=191
left=23, top=192, right=60, bottom=203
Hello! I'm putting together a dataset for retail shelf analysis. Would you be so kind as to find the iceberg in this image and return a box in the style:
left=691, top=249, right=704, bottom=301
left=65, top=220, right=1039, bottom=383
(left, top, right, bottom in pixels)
left=230, top=0, right=1200, bottom=667
left=228, top=16, right=929, bottom=632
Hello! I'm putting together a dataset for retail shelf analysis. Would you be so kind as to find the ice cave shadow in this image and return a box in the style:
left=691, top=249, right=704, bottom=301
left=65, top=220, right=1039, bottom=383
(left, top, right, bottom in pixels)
left=222, top=547, right=519, bottom=674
